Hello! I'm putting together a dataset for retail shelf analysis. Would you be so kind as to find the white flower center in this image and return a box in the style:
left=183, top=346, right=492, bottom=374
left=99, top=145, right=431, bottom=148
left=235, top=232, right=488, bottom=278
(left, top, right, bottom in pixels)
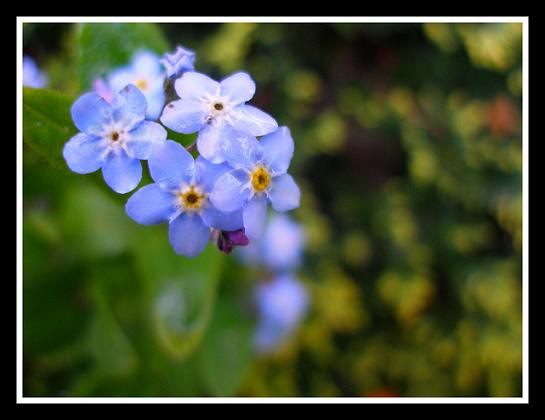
left=105, top=126, right=126, bottom=147
left=203, top=94, right=233, bottom=124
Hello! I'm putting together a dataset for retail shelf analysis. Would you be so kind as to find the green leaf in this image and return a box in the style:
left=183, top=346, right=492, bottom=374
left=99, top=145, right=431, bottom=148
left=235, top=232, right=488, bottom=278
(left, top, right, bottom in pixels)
left=131, top=226, right=224, bottom=361
left=198, top=298, right=255, bottom=396
left=77, top=23, right=170, bottom=90
left=23, top=87, right=77, bottom=168
left=23, top=255, right=91, bottom=355
left=87, top=284, right=139, bottom=377
left=59, top=182, right=135, bottom=259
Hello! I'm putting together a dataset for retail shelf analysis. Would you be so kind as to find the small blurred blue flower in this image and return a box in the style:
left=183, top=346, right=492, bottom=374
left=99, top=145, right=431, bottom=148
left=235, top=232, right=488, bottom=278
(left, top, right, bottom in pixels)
left=125, top=140, right=244, bottom=257
left=254, top=274, right=309, bottom=352
left=63, top=84, right=167, bottom=194
left=209, top=127, right=300, bottom=239
left=161, top=45, right=196, bottom=79
left=160, top=71, right=278, bottom=164
left=23, top=55, right=48, bottom=88
left=108, top=50, right=166, bottom=120
left=239, top=213, right=305, bottom=271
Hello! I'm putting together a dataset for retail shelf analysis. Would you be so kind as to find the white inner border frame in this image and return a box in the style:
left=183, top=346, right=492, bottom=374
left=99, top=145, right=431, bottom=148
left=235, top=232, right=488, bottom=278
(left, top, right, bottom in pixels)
left=16, top=16, right=529, bottom=404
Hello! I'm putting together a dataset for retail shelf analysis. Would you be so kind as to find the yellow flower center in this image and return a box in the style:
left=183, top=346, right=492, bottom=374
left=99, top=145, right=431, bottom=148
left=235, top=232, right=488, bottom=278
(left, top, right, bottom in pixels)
left=135, top=78, right=149, bottom=91
left=111, top=132, right=120, bottom=141
left=179, top=186, right=205, bottom=211
left=251, top=166, right=271, bottom=192
left=213, top=102, right=224, bottom=111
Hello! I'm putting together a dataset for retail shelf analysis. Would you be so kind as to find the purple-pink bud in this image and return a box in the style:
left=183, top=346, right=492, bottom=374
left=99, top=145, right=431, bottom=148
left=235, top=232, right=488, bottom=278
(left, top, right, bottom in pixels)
left=217, top=229, right=249, bottom=254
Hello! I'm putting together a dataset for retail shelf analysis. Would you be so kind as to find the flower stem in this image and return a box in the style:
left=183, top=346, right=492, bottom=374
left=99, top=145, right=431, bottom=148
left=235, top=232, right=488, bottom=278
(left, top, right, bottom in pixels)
left=186, top=141, right=197, bottom=153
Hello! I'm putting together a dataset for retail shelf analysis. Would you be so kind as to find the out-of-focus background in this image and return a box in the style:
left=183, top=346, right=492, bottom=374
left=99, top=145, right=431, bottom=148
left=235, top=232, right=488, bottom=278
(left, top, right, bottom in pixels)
left=22, top=22, right=523, bottom=397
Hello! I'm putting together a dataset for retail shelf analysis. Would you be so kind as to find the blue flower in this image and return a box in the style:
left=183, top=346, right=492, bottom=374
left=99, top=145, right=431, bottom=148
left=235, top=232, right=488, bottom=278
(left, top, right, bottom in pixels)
left=108, top=50, right=166, bottom=120
left=160, top=71, right=278, bottom=164
left=93, top=77, right=114, bottom=103
left=63, top=84, right=167, bottom=194
left=239, top=213, right=305, bottom=271
left=209, top=126, right=300, bottom=239
left=161, top=45, right=196, bottom=79
left=254, top=274, right=308, bottom=352
left=125, top=140, right=244, bottom=257
left=23, top=55, right=48, bottom=88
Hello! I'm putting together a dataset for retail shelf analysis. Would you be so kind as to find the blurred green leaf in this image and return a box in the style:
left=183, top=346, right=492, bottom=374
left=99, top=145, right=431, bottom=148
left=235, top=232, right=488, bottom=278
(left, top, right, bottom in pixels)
left=59, top=182, right=134, bottom=259
left=156, top=354, right=205, bottom=396
left=23, top=87, right=76, bottom=168
left=77, top=23, right=170, bottom=90
left=23, top=260, right=90, bottom=355
left=131, top=227, right=224, bottom=361
left=198, top=298, right=255, bottom=396
left=87, top=285, right=138, bottom=377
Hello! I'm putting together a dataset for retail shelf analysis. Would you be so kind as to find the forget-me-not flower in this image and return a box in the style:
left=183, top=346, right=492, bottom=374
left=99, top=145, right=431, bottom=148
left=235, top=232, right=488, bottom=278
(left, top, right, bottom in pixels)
left=209, top=126, right=300, bottom=239
left=93, top=77, right=114, bottom=103
left=161, top=45, right=196, bottom=79
left=160, top=71, right=278, bottom=164
left=23, top=55, right=48, bottom=88
left=108, top=50, right=166, bottom=120
left=254, top=274, right=309, bottom=352
left=125, top=140, right=244, bottom=257
left=63, top=84, right=167, bottom=194
left=239, top=213, right=305, bottom=271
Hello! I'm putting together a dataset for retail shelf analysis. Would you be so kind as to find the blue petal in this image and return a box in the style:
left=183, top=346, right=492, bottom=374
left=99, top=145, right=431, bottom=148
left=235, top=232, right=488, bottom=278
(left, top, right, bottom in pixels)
left=144, top=88, right=166, bottom=121
left=202, top=207, right=244, bottom=231
left=161, top=45, right=196, bottom=78
left=107, top=68, right=133, bottom=95
left=148, top=140, right=195, bottom=187
left=174, top=71, right=219, bottom=101
left=260, top=126, right=294, bottom=175
left=269, top=174, right=301, bottom=212
left=230, top=105, right=278, bottom=137
left=221, top=130, right=263, bottom=170
left=107, top=58, right=165, bottom=121
left=93, top=78, right=114, bottom=103
left=168, top=213, right=211, bottom=257
left=262, top=214, right=305, bottom=271
left=102, top=150, right=142, bottom=194
left=62, top=133, right=106, bottom=174
left=23, top=56, right=38, bottom=85
left=256, top=274, right=308, bottom=328
left=160, top=98, right=207, bottom=134
left=243, top=196, right=268, bottom=239
left=194, top=156, right=231, bottom=192
left=196, top=122, right=226, bottom=164
left=111, top=84, right=147, bottom=127
left=23, top=56, right=48, bottom=88
left=71, top=93, right=112, bottom=135
left=131, top=50, right=163, bottom=77
left=220, top=72, right=256, bottom=105
left=209, top=169, right=251, bottom=212
left=125, top=121, right=167, bottom=160
left=125, top=184, right=176, bottom=225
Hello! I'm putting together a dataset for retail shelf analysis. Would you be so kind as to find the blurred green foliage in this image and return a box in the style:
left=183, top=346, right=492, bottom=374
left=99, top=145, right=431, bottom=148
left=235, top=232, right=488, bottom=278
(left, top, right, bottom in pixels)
left=22, top=22, right=522, bottom=397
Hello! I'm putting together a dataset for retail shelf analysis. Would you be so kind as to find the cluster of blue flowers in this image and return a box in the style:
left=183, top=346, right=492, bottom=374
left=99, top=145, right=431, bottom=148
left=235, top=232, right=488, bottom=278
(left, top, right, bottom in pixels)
left=239, top=214, right=308, bottom=352
left=62, top=46, right=300, bottom=258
